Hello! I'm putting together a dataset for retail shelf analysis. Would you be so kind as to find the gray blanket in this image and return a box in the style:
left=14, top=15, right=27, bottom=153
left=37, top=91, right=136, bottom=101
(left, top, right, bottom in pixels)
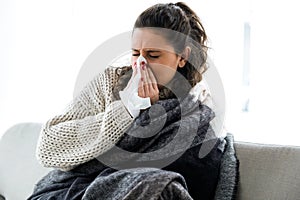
left=82, top=168, right=192, bottom=200
left=214, top=133, right=239, bottom=200
left=28, top=94, right=239, bottom=200
left=27, top=134, right=238, bottom=200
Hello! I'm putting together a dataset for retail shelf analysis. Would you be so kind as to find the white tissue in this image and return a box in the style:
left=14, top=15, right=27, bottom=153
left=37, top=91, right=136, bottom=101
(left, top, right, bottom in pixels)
left=119, top=56, right=151, bottom=118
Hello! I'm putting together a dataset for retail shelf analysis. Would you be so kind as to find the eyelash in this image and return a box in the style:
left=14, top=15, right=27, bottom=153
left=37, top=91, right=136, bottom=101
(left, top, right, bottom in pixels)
left=132, top=54, right=160, bottom=59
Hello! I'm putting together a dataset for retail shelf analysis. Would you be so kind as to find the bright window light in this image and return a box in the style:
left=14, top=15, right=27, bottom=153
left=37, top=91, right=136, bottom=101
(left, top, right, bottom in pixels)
left=1, top=0, right=299, bottom=146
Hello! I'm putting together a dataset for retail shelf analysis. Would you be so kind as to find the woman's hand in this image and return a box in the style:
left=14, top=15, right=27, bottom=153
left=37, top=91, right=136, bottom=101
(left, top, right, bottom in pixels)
left=137, top=61, right=159, bottom=104
left=119, top=56, right=158, bottom=118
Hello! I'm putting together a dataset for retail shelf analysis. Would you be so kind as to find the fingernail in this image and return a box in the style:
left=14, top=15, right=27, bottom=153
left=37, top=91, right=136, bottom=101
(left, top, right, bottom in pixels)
left=141, top=61, right=145, bottom=65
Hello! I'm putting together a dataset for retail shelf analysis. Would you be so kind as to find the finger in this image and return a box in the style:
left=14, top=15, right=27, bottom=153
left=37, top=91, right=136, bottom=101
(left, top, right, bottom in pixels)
left=138, top=77, right=145, bottom=97
left=140, top=62, right=150, bottom=95
left=140, top=61, right=146, bottom=80
left=143, top=65, right=152, bottom=95
left=147, top=67, right=159, bottom=91
left=143, top=68, right=159, bottom=104
left=147, top=68, right=159, bottom=104
left=133, top=61, right=138, bottom=76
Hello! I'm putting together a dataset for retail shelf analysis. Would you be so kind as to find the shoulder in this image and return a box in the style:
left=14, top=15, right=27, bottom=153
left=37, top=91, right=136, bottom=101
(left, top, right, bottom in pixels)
left=190, top=80, right=213, bottom=108
left=75, top=66, right=124, bottom=100
left=85, top=66, right=124, bottom=92
left=190, top=80, right=227, bottom=138
left=90, top=66, right=131, bottom=101
left=93, top=66, right=130, bottom=85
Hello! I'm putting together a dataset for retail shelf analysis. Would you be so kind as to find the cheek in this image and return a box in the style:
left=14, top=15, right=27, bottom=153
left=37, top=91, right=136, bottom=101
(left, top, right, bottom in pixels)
left=149, top=64, right=177, bottom=85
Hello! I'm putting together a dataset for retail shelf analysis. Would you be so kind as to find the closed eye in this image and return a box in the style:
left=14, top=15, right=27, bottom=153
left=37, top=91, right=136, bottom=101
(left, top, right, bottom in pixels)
left=149, top=55, right=160, bottom=58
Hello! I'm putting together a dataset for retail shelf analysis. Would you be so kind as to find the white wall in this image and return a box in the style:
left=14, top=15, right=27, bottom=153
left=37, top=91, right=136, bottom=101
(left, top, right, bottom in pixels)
left=0, top=0, right=154, bottom=138
left=1, top=0, right=300, bottom=145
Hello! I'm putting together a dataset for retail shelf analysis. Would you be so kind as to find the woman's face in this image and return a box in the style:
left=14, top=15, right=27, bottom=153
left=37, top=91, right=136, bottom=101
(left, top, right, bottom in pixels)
left=131, top=28, right=182, bottom=87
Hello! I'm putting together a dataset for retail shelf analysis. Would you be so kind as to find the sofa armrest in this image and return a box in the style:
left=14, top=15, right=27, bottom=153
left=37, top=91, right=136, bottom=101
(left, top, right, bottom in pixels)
left=0, top=123, right=52, bottom=200
left=234, top=141, right=300, bottom=200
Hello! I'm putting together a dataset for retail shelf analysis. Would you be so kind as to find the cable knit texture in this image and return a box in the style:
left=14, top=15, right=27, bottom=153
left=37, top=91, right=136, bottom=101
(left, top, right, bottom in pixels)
left=36, top=67, right=135, bottom=171
left=36, top=66, right=215, bottom=171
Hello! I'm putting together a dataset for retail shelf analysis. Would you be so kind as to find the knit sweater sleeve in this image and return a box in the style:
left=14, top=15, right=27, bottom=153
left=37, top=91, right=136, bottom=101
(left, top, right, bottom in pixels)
left=36, top=67, right=134, bottom=171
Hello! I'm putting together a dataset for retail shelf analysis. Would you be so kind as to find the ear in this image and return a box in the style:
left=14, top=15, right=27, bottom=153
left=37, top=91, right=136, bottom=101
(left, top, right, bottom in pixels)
left=178, top=46, right=191, bottom=68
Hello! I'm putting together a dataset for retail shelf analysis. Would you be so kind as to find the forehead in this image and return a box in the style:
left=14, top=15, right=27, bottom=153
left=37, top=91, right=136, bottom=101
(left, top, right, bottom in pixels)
left=132, top=28, right=175, bottom=52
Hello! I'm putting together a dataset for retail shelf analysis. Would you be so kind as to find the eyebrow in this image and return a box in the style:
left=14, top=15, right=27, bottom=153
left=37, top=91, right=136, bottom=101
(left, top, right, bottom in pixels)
left=131, top=48, right=161, bottom=53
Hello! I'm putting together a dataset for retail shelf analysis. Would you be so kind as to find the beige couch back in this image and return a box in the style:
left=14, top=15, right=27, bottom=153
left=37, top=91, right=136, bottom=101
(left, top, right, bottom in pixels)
left=0, top=123, right=300, bottom=200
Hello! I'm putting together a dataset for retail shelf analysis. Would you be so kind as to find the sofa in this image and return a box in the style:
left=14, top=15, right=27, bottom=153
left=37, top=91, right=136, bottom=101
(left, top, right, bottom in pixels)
left=0, top=123, right=299, bottom=200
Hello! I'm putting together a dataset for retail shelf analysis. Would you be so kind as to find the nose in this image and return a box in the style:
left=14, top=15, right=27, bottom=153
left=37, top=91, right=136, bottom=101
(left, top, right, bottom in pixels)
left=140, top=50, right=147, bottom=58
left=132, top=49, right=149, bottom=67
left=137, top=55, right=147, bottom=66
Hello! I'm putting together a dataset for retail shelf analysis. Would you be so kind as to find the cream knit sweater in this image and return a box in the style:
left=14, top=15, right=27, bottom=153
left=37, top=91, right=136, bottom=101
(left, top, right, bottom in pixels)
left=36, top=67, right=135, bottom=171
left=36, top=66, right=216, bottom=171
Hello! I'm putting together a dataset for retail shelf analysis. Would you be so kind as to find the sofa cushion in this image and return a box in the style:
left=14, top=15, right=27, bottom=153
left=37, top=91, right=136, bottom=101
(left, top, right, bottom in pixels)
left=0, top=123, right=52, bottom=200
left=234, top=141, right=300, bottom=200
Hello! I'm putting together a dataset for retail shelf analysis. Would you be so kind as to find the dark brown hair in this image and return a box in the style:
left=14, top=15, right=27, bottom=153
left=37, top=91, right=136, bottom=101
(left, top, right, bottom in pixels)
left=113, top=2, right=208, bottom=100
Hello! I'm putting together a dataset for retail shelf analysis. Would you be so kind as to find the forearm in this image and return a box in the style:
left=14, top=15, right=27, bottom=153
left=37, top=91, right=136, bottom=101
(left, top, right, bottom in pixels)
left=36, top=100, right=134, bottom=170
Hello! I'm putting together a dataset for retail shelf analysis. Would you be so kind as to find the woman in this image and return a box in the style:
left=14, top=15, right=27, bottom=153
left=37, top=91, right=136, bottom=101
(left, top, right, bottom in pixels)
left=29, top=2, right=227, bottom=200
